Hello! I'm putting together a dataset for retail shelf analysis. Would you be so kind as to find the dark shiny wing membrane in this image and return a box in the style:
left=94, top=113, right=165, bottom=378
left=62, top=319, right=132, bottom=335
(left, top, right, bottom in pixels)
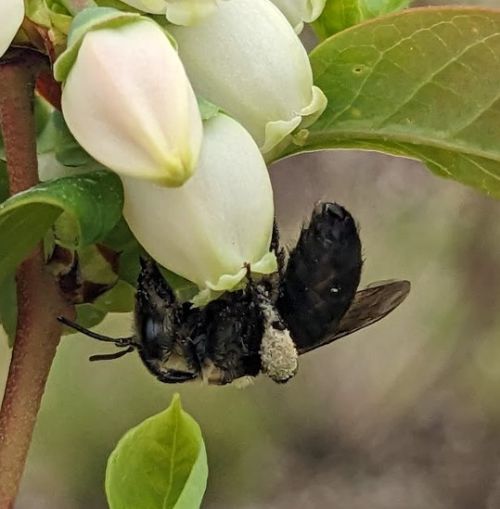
left=297, top=280, right=410, bottom=355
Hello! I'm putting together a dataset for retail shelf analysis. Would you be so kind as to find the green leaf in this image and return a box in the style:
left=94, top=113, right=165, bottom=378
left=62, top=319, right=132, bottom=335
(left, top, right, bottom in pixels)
left=53, top=111, right=93, bottom=167
left=102, top=218, right=198, bottom=302
left=0, top=162, right=8, bottom=204
left=93, top=279, right=135, bottom=313
left=73, top=302, right=107, bottom=330
left=37, top=110, right=94, bottom=167
left=0, top=274, right=17, bottom=346
left=106, top=394, right=208, bottom=509
left=288, top=8, right=500, bottom=198
left=0, top=170, right=123, bottom=282
left=313, top=0, right=409, bottom=38
left=60, top=0, right=97, bottom=16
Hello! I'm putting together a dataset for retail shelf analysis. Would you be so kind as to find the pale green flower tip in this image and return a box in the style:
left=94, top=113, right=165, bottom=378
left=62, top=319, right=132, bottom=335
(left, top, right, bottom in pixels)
left=149, top=159, right=196, bottom=188
left=205, top=267, right=247, bottom=293
left=190, top=288, right=217, bottom=307
left=54, top=7, right=143, bottom=82
left=299, top=86, right=328, bottom=127
left=261, top=117, right=302, bottom=155
left=166, top=2, right=219, bottom=26
left=260, top=86, right=327, bottom=154
left=271, top=0, right=326, bottom=33
left=249, top=251, right=278, bottom=275
left=191, top=251, right=278, bottom=306
left=119, top=0, right=167, bottom=14
left=302, top=0, right=327, bottom=22
left=0, top=0, right=24, bottom=58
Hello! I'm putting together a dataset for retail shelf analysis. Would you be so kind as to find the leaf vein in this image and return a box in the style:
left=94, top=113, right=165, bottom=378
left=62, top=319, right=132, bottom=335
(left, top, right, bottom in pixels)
left=374, top=32, right=500, bottom=128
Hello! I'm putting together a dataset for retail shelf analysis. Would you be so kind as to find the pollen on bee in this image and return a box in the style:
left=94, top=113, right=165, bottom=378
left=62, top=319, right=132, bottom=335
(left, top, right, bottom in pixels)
left=259, top=326, right=298, bottom=383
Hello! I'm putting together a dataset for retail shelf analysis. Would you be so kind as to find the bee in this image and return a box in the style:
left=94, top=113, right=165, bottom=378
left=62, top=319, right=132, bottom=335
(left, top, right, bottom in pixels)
left=58, top=202, right=410, bottom=385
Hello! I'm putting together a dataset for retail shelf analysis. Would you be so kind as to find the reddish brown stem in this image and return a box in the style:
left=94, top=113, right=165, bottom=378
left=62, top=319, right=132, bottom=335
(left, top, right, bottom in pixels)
left=0, top=55, right=73, bottom=508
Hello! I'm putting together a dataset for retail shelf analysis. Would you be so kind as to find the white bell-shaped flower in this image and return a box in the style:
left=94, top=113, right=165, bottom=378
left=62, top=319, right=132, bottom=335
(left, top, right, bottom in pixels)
left=165, top=0, right=229, bottom=25
left=0, top=0, right=24, bottom=57
left=117, top=0, right=228, bottom=25
left=270, top=0, right=326, bottom=33
left=121, top=114, right=277, bottom=305
left=169, top=0, right=327, bottom=156
left=58, top=17, right=202, bottom=187
left=112, top=0, right=167, bottom=14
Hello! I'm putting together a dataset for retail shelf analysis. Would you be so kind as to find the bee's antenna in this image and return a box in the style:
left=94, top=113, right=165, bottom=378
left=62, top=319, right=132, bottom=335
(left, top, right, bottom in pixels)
left=57, top=316, right=135, bottom=348
left=89, top=346, right=135, bottom=362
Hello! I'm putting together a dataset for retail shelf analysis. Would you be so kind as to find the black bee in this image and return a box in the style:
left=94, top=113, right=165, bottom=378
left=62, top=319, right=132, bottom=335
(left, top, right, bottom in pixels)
left=58, top=203, right=410, bottom=385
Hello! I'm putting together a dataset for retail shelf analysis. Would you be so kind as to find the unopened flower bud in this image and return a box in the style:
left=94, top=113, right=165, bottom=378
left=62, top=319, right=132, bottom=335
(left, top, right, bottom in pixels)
left=118, top=0, right=228, bottom=25
left=0, top=0, right=24, bottom=57
left=55, top=9, right=202, bottom=186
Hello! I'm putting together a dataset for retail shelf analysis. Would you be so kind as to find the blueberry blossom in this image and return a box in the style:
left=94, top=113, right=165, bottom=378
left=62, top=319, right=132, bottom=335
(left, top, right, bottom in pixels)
left=121, top=114, right=277, bottom=305
left=54, top=8, right=202, bottom=187
left=0, top=0, right=24, bottom=57
left=270, top=0, right=326, bottom=33
left=116, top=0, right=229, bottom=25
left=169, top=0, right=327, bottom=156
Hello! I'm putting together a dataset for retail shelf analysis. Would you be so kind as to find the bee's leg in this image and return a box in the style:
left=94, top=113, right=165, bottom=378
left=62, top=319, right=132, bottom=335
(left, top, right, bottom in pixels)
left=135, top=257, right=184, bottom=361
left=243, top=261, right=253, bottom=284
left=271, top=221, right=286, bottom=276
left=155, top=369, right=198, bottom=384
left=136, top=257, right=177, bottom=311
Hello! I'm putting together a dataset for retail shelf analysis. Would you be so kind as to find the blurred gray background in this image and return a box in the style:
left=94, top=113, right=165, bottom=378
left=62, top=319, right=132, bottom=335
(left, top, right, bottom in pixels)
left=3, top=146, right=500, bottom=508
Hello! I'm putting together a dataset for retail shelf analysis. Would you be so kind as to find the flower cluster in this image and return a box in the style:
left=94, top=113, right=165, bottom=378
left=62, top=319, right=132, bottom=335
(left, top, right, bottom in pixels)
left=2, top=0, right=327, bottom=304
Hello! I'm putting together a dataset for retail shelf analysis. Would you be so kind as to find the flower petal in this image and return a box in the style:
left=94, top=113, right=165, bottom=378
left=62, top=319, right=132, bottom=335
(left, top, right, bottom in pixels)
left=166, top=0, right=226, bottom=25
left=270, top=0, right=326, bottom=33
left=60, top=17, right=202, bottom=186
left=117, top=0, right=167, bottom=14
left=169, top=0, right=327, bottom=155
left=0, top=0, right=24, bottom=58
left=122, top=114, right=275, bottom=298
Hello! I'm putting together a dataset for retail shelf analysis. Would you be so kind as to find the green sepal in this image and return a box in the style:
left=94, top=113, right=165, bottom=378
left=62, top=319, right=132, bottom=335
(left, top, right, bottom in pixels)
left=37, top=109, right=96, bottom=169
left=313, top=0, right=409, bottom=38
left=197, top=97, right=220, bottom=121
left=53, top=7, right=144, bottom=82
left=59, top=0, right=98, bottom=15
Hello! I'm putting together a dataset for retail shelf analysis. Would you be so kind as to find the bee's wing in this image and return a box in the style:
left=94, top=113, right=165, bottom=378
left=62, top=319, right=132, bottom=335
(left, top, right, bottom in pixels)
left=297, top=280, right=410, bottom=355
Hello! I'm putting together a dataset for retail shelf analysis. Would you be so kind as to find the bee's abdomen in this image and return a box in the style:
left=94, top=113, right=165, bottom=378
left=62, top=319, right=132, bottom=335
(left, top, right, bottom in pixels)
left=278, top=203, right=362, bottom=350
left=203, top=292, right=264, bottom=382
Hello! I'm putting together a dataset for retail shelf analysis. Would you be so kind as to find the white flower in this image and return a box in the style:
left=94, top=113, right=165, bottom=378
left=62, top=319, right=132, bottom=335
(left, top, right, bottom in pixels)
left=270, top=0, right=326, bottom=33
left=113, top=0, right=167, bottom=14
left=118, top=0, right=229, bottom=25
left=121, top=114, right=277, bottom=304
left=165, top=0, right=229, bottom=25
left=59, top=18, right=202, bottom=187
left=169, top=0, right=327, bottom=156
left=0, top=0, right=24, bottom=57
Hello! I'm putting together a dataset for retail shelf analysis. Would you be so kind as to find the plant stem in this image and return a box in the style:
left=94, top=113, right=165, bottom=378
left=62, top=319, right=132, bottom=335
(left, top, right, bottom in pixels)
left=0, top=55, right=73, bottom=508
